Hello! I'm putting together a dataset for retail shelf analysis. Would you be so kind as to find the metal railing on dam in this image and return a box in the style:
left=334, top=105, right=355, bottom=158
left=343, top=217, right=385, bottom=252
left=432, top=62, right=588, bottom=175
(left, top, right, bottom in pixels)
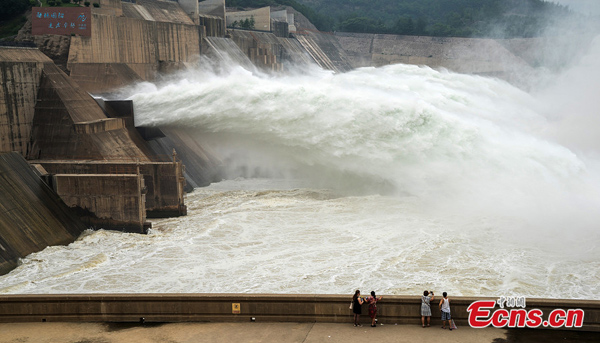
left=0, top=294, right=598, bottom=332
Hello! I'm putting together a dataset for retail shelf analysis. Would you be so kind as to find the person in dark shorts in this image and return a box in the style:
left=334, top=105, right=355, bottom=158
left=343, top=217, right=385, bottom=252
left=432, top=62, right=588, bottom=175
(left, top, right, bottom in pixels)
left=439, top=292, right=452, bottom=330
left=352, top=290, right=365, bottom=326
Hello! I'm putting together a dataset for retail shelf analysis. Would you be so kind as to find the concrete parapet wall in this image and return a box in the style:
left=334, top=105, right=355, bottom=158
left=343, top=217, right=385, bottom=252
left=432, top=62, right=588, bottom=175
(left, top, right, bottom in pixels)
left=0, top=294, right=597, bottom=332
left=0, top=153, right=87, bottom=275
left=51, top=174, right=148, bottom=233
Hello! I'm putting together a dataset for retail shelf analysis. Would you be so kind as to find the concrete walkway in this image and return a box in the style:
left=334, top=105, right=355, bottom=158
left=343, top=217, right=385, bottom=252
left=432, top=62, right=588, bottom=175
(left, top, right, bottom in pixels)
left=0, top=322, right=598, bottom=343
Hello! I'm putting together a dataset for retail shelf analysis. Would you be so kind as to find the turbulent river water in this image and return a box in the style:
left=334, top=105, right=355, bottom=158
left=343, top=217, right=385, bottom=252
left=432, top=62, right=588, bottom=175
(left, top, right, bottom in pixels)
left=1, top=38, right=599, bottom=299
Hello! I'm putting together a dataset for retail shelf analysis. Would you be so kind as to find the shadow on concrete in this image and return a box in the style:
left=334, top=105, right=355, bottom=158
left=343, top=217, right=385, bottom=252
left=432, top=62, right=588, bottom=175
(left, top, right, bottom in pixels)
left=104, top=322, right=167, bottom=332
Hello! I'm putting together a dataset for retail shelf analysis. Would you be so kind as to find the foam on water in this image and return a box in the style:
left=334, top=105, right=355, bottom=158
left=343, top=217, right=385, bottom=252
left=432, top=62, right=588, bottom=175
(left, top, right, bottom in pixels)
left=1, top=180, right=598, bottom=297
left=1, top=39, right=600, bottom=298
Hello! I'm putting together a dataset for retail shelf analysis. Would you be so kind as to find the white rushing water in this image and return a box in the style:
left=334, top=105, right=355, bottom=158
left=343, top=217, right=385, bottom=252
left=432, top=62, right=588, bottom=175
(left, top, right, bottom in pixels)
left=1, top=39, right=600, bottom=298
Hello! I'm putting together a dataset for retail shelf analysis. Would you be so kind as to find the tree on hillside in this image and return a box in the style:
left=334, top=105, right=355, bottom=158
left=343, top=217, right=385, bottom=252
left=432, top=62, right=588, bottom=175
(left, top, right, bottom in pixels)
left=240, top=16, right=256, bottom=29
left=226, top=0, right=334, bottom=31
left=294, top=0, right=581, bottom=37
left=392, top=16, right=415, bottom=35
left=415, top=17, right=427, bottom=35
left=0, top=0, right=30, bottom=21
left=338, top=16, right=386, bottom=34
left=225, top=0, right=590, bottom=37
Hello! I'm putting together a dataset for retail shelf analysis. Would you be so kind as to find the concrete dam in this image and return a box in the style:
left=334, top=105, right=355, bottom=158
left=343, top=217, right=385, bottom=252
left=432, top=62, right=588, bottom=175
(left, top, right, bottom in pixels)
left=2, top=0, right=599, bottom=332
left=0, top=0, right=381, bottom=272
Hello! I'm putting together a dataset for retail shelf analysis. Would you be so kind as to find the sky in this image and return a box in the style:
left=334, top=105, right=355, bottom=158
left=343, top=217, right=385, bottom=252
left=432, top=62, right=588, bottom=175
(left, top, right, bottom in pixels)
left=547, top=0, right=600, bottom=15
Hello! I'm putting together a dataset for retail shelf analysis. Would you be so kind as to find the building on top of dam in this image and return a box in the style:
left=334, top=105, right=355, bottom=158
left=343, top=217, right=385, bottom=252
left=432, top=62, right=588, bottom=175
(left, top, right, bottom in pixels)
left=226, top=6, right=271, bottom=32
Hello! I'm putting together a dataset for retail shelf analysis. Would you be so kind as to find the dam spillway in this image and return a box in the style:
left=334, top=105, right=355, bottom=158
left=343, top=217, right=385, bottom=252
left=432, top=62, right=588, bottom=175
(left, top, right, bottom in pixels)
left=0, top=0, right=599, bottom=326
left=2, top=53, right=600, bottom=300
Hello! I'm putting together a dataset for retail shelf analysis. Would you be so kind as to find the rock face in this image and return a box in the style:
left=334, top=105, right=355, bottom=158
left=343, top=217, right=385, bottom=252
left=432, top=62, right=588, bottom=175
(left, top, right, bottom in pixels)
left=15, top=16, right=72, bottom=74
left=0, top=152, right=87, bottom=275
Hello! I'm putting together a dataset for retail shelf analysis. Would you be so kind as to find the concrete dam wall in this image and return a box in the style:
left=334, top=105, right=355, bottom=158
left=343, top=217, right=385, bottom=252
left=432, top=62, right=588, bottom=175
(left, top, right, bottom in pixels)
left=0, top=294, right=598, bottom=332
left=295, top=30, right=353, bottom=73
left=0, top=152, right=87, bottom=275
left=27, top=61, right=155, bottom=162
left=0, top=44, right=192, bottom=272
left=0, top=48, right=52, bottom=158
left=334, top=32, right=535, bottom=80
left=40, top=160, right=187, bottom=218
left=67, top=0, right=203, bottom=92
left=204, top=36, right=255, bottom=70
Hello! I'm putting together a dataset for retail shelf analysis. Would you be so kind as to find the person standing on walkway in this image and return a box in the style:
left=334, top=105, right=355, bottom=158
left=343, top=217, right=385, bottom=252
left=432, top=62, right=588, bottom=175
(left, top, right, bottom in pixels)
left=420, top=290, right=434, bottom=327
left=352, top=290, right=365, bottom=326
left=439, top=292, right=452, bottom=330
left=365, top=291, right=383, bottom=327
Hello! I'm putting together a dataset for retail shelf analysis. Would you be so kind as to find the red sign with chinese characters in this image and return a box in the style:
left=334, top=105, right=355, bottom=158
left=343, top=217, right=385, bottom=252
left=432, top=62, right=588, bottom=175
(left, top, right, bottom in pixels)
left=31, top=7, right=91, bottom=36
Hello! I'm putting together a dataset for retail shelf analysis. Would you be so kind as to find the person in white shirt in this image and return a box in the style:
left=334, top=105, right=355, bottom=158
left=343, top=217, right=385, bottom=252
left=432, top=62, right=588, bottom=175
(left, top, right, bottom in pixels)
left=439, top=292, right=452, bottom=330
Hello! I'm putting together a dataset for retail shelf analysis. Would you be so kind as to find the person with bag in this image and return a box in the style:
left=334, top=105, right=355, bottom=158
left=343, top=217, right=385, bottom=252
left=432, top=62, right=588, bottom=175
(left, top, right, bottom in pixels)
left=365, top=291, right=383, bottom=327
left=439, top=292, right=452, bottom=330
left=420, top=290, right=434, bottom=328
left=351, top=289, right=365, bottom=326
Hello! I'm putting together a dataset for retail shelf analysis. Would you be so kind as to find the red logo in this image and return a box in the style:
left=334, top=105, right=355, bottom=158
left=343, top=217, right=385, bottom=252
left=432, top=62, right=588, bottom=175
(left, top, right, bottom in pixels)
left=467, top=298, right=584, bottom=328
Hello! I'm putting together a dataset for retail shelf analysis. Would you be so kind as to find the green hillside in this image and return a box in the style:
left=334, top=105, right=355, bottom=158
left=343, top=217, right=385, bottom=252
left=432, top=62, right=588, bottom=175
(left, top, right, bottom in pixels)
left=231, top=0, right=594, bottom=38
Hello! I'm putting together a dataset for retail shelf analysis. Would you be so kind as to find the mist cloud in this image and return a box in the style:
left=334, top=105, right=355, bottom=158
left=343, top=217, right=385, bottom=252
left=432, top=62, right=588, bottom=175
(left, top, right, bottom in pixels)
left=547, top=0, right=600, bottom=15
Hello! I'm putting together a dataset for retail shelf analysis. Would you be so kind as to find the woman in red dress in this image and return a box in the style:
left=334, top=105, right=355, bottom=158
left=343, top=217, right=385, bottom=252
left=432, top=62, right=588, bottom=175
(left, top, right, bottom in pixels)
left=365, top=291, right=383, bottom=327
